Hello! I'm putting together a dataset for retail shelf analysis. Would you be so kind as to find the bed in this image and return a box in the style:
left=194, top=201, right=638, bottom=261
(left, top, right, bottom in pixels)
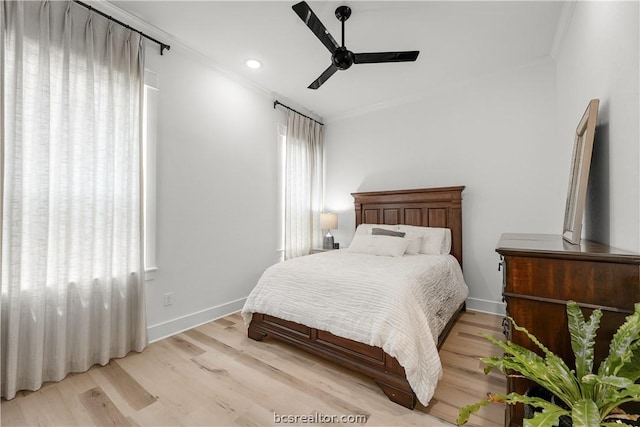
left=242, top=186, right=467, bottom=409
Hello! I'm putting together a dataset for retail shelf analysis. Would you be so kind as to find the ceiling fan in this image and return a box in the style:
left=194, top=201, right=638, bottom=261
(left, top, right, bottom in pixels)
left=292, top=1, right=420, bottom=89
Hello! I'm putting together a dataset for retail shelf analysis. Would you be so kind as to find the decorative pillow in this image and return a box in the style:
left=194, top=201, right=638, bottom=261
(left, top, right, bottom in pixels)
left=372, top=228, right=406, bottom=237
left=397, top=225, right=452, bottom=255
left=403, top=231, right=423, bottom=255
left=347, top=235, right=410, bottom=257
left=354, top=223, right=397, bottom=237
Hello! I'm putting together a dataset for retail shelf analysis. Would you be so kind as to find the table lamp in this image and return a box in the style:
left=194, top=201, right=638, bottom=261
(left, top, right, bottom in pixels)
left=320, top=213, right=338, bottom=249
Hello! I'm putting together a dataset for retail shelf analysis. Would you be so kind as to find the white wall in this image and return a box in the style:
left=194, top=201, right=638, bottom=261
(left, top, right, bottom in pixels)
left=144, top=46, right=285, bottom=341
left=324, top=60, right=559, bottom=315
left=556, top=1, right=639, bottom=252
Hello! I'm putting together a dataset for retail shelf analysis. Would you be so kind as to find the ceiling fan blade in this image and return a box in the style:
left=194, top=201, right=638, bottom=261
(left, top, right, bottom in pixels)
left=353, top=51, right=420, bottom=64
left=308, top=64, right=339, bottom=89
left=292, top=1, right=339, bottom=54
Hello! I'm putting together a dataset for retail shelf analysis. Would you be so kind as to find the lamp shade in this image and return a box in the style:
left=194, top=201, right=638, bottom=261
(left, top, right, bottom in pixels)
left=320, top=213, right=338, bottom=230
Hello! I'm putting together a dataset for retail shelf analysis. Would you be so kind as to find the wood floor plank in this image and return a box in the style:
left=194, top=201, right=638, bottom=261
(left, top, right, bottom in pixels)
left=116, top=342, right=239, bottom=418
left=9, top=374, right=98, bottom=427
left=48, top=371, right=106, bottom=426
left=96, top=360, right=157, bottom=411
left=213, top=317, right=236, bottom=327
left=167, top=334, right=206, bottom=358
left=0, top=399, right=29, bottom=426
left=79, top=386, right=133, bottom=426
left=127, top=399, right=186, bottom=427
left=38, top=385, right=81, bottom=425
left=440, top=349, right=505, bottom=384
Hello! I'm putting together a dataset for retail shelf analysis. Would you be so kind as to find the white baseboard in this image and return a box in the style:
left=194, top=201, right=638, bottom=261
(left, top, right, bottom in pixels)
left=147, top=297, right=247, bottom=343
left=146, top=296, right=505, bottom=343
left=466, top=297, right=506, bottom=316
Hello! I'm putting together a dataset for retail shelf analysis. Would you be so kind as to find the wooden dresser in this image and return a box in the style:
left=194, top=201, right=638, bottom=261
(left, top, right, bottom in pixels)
left=496, top=233, right=640, bottom=427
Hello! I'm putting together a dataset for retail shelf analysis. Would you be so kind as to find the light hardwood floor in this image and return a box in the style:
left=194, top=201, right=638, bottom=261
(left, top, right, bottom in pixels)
left=1, top=310, right=506, bottom=426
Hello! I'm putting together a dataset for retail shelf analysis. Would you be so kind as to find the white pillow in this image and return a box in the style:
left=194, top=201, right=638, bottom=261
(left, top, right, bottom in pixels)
left=397, top=225, right=452, bottom=255
left=347, top=235, right=410, bottom=257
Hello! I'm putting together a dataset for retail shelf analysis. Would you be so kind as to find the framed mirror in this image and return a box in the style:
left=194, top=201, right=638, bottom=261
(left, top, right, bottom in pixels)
left=563, top=99, right=599, bottom=245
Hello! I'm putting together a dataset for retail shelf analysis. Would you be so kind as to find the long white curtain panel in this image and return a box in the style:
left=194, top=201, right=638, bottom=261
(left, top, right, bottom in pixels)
left=284, top=111, right=324, bottom=259
left=1, top=0, right=147, bottom=399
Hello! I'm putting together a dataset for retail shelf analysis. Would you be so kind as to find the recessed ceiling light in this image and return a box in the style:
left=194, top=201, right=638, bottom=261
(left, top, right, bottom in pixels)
left=245, top=59, right=262, bottom=69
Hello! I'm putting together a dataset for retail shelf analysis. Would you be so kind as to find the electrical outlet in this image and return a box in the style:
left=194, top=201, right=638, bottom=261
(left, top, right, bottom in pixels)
left=163, top=292, right=173, bottom=306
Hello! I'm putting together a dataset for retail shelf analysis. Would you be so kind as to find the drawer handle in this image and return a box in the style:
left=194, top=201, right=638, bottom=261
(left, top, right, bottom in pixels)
left=502, top=317, right=511, bottom=338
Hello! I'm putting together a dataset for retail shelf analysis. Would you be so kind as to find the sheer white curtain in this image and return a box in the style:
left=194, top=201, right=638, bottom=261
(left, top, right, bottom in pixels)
left=284, top=111, right=324, bottom=259
left=1, top=1, right=147, bottom=399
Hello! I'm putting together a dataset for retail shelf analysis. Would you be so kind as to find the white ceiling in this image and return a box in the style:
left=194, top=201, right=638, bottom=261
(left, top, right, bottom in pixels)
left=108, top=1, right=565, bottom=121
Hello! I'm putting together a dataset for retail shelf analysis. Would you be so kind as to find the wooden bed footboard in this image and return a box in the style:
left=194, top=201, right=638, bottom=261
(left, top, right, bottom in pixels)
left=247, top=301, right=465, bottom=409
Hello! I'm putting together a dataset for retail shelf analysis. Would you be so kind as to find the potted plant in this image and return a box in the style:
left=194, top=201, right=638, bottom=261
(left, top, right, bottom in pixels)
left=457, top=301, right=640, bottom=426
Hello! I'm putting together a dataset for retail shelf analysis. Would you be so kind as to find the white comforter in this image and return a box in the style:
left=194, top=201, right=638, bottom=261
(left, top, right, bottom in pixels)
left=241, top=250, right=469, bottom=405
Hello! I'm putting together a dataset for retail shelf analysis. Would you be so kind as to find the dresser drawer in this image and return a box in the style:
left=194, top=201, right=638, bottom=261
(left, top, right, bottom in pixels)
left=504, top=255, right=640, bottom=310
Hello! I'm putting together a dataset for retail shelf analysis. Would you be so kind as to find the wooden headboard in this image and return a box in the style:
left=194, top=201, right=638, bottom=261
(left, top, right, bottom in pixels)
left=352, top=186, right=465, bottom=267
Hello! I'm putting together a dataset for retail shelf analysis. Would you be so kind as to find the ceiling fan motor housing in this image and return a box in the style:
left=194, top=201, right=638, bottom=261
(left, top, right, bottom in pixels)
left=332, top=47, right=354, bottom=70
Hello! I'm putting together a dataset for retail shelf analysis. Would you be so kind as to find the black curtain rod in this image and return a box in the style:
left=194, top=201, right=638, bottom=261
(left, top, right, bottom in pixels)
left=274, top=100, right=324, bottom=126
left=73, top=0, right=171, bottom=55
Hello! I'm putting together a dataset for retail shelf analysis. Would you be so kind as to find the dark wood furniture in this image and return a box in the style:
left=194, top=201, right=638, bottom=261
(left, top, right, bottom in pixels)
left=248, top=186, right=466, bottom=409
left=497, top=233, right=640, bottom=427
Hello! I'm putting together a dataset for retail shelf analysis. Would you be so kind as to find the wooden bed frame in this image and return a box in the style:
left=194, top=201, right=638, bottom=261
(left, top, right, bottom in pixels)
left=247, top=186, right=466, bottom=409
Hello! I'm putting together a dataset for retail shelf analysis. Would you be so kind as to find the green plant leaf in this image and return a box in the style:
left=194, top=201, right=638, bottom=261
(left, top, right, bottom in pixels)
left=509, top=317, right=559, bottom=360
left=615, top=340, right=640, bottom=383
left=482, top=325, right=581, bottom=404
left=484, top=349, right=569, bottom=402
left=570, top=399, right=600, bottom=427
left=567, top=301, right=601, bottom=382
left=457, top=393, right=567, bottom=425
left=599, top=303, right=640, bottom=378
left=523, top=405, right=570, bottom=427
left=598, top=384, right=640, bottom=417
left=457, top=398, right=493, bottom=425
left=479, top=355, right=505, bottom=374
left=581, top=374, right=633, bottom=389
left=509, top=319, right=582, bottom=402
left=544, top=353, right=582, bottom=405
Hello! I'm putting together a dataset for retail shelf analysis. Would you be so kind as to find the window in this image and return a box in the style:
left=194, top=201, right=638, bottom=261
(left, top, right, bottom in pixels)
left=276, top=123, right=286, bottom=261
left=143, top=70, right=159, bottom=274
